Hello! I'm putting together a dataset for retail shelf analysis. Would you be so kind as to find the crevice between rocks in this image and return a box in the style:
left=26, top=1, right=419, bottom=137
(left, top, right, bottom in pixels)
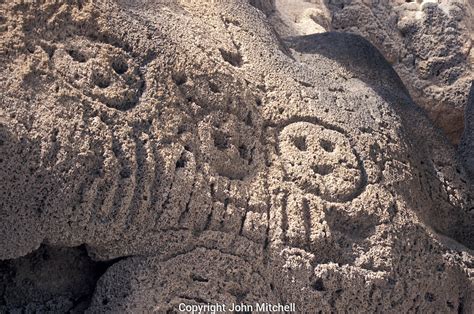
left=0, top=244, right=119, bottom=313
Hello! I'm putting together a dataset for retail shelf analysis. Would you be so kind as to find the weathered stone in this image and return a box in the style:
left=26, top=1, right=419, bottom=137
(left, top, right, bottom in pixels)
left=0, top=0, right=473, bottom=312
left=264, top=0, right=473, bottom=143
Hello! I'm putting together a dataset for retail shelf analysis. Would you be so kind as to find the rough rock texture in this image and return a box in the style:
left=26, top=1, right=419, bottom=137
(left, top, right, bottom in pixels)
left=460, top=82, right=474, bottom=180
left=0, top=245, right=109, bottom=313
left=262, top=0, right=473, bottom=144
left=0, top=0, right=473, bottom=312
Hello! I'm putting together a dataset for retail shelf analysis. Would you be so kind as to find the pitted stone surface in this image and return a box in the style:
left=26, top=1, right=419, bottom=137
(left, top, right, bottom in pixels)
left=278, top=121, right=364, bottom=202
left=460, top=82, right=474, bottom=180
left=198, top=110, right=261, bottom=181
left=260, top=0, right=473, bottom=143
left=0, top=0, right=473, bottom=312
left=88, top=248, right=278, bottom=312
left=52, top=38, right=144, bottom=111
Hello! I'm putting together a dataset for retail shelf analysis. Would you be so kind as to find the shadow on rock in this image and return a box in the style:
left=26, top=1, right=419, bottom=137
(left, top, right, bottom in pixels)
left=284, top=32, right=474, bottom=250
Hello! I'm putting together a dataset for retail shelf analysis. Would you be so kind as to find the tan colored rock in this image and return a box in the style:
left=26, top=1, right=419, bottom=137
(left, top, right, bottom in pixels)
left=0, top=0, right=473, bottom=312
left=262, top=0, right=473, bottom=144
left=460, top=82, right=474, bottom=179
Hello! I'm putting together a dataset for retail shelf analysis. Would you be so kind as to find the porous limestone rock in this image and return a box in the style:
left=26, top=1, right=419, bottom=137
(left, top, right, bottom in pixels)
left=259, top=0, right=473, bottom=144
left=0, top=0, right=473, bottom=312
left=460, top=82, right=474, bottom=180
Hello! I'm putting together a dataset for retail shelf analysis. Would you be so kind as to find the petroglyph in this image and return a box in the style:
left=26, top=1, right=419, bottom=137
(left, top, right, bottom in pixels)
left=52, top=38, right=145, bottom=111
left=278, top=120, right=365, bottom=202
left=0, top=0, right=473, bottom=313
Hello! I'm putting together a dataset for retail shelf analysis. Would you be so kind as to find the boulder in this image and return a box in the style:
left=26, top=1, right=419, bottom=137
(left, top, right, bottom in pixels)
left=264, top=0, right=473, bottom=144
left=0, top=0, right=472, bottom=312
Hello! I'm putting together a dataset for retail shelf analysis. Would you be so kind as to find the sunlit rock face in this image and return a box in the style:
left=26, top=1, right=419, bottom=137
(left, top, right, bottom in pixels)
left=257, top=0, right=473, bottom=144
left=0, top=0, right=473, bottom=312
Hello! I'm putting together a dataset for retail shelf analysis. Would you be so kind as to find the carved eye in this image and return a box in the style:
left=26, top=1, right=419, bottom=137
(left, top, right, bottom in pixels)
left=92, top=72, right=111, bottom=89
left=319, top=139, right=335, bottom=152
left=111, top=58, right=129, bottom=75
left=67, top=49, right=87, bottom=63
left=292, top=136, right=307, bottom=151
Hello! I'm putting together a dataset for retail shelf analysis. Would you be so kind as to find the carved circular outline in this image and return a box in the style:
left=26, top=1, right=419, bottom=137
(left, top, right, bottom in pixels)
left=276, top=117, right=367, bottom=203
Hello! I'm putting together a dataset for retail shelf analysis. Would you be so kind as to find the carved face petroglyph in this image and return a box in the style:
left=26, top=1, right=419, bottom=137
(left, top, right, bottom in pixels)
left=52, top=37, right=145, bottom=111
left=1, top=1, right=473, bottom=312
left=278, top=120, right=365, bottom=202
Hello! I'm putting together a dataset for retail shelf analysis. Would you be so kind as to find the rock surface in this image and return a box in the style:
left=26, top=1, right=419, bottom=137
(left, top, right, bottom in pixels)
left=262, top=0, right=473, bottom=144
left=0, top=245, right=109, bottom=313
left=460, top=82, right=474, bottom=179
left=0, top=0, right=473, bottom=312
